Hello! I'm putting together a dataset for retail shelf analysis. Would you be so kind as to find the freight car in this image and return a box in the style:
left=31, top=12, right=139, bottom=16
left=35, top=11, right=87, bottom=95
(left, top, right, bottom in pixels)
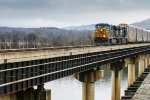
left=128, top=25, right=150, bottom=42
left=94, top=23, right=150, bottom=45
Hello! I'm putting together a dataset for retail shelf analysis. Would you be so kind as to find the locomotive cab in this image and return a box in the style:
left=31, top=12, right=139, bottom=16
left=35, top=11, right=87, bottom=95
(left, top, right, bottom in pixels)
left=119, top=23, right=128, bottom=38
left=119, top=23, right=128, bottom=43
left=94, top=23, right=110, bottom=45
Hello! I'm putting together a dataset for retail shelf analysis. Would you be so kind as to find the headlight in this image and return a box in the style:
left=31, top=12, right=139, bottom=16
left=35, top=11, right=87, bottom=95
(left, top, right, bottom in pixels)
left=103, top=35, right=106, bottom=37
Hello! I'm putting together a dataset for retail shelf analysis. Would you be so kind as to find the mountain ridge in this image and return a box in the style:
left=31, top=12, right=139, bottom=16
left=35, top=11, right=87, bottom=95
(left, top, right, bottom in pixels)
left=65, top=19, right=150, bottom=31
left=132, top=18, right=150, bottom=30
left=0, top=18, right=149, bottom=32
left=65, top=24, right=95, bottom=31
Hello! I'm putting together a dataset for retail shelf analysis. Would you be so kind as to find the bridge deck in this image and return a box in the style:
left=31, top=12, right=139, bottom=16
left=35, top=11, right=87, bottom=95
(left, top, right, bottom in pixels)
left=0, top=43, right=150, bottom=64
left=132, top=73, right=150, bottom=100
left=1, top=43, right=150, bottom=96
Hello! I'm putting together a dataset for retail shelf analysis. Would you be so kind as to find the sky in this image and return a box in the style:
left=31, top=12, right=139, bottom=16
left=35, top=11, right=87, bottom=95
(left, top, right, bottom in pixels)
left=0, top=0, right=150, bottom=28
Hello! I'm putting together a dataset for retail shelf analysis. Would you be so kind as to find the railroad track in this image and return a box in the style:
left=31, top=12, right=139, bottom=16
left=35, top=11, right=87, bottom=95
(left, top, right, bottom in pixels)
left=0, top=42, right=150, bottom=53
left=0, top=45, right=96, bottom=53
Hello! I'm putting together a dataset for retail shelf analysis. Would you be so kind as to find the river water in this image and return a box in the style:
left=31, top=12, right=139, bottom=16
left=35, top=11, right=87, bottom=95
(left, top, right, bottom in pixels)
left=44, top=65, right=138, bottom=100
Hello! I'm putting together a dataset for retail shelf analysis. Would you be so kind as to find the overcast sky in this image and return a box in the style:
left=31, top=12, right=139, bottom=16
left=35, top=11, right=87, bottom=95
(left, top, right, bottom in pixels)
left=0, top=0, right=150, bottom=28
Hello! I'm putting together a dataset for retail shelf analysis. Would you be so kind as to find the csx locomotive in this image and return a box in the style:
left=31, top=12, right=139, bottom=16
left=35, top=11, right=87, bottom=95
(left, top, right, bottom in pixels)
left=94, top=23, right=128, bottom=45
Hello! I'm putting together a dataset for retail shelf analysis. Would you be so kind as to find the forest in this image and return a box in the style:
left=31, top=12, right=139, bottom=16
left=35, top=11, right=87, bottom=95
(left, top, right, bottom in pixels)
left=0, top=27, right=94, bottom=49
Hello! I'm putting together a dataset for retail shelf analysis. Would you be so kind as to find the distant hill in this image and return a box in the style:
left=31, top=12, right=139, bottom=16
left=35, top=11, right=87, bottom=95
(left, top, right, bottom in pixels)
left=0, top=26, right=94, bottom=35
left=65, top=24, right=95, bottom=31
left=0, top=27, right=61, bottom=34
left=0, top=26, right=93, bottom=47
left=0, top=26, right=93, bottom=41
left=132, top=18, right=150, bottom=30
left=65, top=18, right=150, bottom=31
left=1, top=18, right=150, bottom=33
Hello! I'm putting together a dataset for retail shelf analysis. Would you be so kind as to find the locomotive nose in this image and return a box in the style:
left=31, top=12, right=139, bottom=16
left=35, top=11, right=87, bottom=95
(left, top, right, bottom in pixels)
left=103, top=34, right=106, bottom=37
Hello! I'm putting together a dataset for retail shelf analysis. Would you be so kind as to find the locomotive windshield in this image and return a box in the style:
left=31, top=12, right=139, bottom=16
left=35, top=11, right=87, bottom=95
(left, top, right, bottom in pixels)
left=95, top=24, right=110, bottom=28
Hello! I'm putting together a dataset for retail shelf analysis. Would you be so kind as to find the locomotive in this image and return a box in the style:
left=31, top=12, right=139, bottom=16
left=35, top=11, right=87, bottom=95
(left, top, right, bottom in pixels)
left=94, top=23, right=128, bottom=45
left=94, top=23, right=150, bottom=45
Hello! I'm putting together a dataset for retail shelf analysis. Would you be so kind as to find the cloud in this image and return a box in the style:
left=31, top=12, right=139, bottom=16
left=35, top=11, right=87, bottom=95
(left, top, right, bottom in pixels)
left=0, top=0, right=149, bottom=27
left=0, top=0, right=149, bottom=14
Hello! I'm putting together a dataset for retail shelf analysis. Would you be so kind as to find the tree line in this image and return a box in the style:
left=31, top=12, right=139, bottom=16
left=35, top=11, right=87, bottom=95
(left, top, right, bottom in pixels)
left=0, top=28, right=94, bottom=49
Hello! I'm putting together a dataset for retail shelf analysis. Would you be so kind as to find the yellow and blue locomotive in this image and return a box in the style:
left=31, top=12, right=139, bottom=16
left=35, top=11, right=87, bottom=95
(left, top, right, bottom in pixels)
left=94, top=23, right=128, bottom=45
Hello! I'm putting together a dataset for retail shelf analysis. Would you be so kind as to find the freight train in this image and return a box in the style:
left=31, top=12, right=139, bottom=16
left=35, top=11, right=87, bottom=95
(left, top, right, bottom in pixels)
left=94, top=23, right=150, bottom=45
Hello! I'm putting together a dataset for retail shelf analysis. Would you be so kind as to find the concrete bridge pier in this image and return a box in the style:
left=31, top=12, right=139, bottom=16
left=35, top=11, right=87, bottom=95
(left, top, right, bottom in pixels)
left=74, top=70, right=104, bottom=100
left=125, top=58, right=135, bottom=87
left=146, top=54, right=150, bottom=67
left=144, top=54, right=149, bottom=68
left=0, top=93, right=16, bottom=100
left=35, top=84, right=51, bottom=100
left=137, top=54, right=147, bottom=76
left=18, top=85, right=51, bottom=100
left=0, top=85, right=51, bottom=100
left=149, top=54, right=150, bottom=66
left=111, top=61, right=123, bottom=100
